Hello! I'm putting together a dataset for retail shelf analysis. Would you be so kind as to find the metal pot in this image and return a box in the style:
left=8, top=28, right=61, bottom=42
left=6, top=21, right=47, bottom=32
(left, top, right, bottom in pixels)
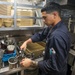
left=7, top=45, right=15, bottom=54
left=8, top=57, right=18, bottom=69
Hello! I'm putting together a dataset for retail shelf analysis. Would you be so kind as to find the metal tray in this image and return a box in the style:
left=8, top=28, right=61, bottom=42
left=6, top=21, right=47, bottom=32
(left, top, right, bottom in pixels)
left=25, top=43, right=45, bottom=58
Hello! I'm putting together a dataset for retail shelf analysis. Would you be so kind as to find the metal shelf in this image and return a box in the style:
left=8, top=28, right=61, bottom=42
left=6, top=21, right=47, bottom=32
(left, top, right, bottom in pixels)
left=17, top=16, right=42, bottom=19
left=17, top=3, right=43, bottom=9
left=0, top=57, right=43, bottom=75
left=0, top=0, right=44, bottom=31
left=0, top=1, right=13, bottom=5
left=0, top=15, right=42, bottom=19
left=0, top=15, right=13, bottom=18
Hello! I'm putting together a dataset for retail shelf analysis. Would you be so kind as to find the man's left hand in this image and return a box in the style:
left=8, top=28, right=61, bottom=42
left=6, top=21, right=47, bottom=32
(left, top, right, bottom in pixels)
left=20, top=58, right=32, bottom=68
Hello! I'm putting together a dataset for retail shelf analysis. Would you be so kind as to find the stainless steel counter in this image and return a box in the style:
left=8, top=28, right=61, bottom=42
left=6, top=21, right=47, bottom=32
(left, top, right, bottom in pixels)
left=1, top=49, right=75, bottom=75
left=0, top=57, right=43, bottom=75
left=0, top=66, right=25, bottom=75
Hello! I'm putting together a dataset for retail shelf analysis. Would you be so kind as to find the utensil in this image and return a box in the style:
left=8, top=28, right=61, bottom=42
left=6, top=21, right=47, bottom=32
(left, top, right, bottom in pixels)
left=0, top=49, right=4, bottom=69
left=8, top=57, right=18, bottom=69
left=0, top=49, right=4, bottom=58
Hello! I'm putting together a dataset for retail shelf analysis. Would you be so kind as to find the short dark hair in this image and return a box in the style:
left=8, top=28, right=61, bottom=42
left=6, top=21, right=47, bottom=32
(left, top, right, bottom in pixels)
left=41, top=2, right=61, bottom=16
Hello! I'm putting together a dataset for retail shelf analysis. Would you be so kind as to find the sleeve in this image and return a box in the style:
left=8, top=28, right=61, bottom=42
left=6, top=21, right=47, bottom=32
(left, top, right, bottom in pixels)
left=31, top=27, right=50, bottom=42
left=38, top=35, right=67, bottom=73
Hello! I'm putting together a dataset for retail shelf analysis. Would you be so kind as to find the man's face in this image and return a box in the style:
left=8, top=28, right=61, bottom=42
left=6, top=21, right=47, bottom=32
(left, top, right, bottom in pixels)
left=42, top=11, right=55, bottom=26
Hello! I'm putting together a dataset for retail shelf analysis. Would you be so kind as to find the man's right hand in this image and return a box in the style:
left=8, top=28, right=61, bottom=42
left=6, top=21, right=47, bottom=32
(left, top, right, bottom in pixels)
left=20, top=41, right=27, bottom=50
left=20, top=38, right=32, bottom=50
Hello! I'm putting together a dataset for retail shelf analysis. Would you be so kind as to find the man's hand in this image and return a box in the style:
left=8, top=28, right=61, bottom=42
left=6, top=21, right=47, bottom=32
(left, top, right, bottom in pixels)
left=20, top=58, right=32, bottom=68
left=20, top=58, right=38, bottom=68
left=20, top=41, right=27, bottom=50
left=20, top=38, right=32, bottom=50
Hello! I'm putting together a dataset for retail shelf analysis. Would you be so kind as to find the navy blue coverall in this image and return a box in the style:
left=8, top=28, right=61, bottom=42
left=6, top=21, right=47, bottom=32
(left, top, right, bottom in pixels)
left=31, top=21, right=71, bottom=75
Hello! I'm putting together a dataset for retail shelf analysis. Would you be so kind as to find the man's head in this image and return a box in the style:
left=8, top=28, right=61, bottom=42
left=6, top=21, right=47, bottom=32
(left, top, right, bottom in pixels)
left=41, top=2, right=61, bottom=26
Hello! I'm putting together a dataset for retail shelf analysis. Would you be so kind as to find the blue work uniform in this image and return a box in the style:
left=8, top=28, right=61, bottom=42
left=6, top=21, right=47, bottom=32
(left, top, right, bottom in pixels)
left=31, top=21, right=71, bottom=75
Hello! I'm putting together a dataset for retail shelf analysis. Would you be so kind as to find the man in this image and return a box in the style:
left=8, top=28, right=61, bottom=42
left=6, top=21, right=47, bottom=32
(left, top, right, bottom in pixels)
left=20, top=2, right=71, bottom=75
